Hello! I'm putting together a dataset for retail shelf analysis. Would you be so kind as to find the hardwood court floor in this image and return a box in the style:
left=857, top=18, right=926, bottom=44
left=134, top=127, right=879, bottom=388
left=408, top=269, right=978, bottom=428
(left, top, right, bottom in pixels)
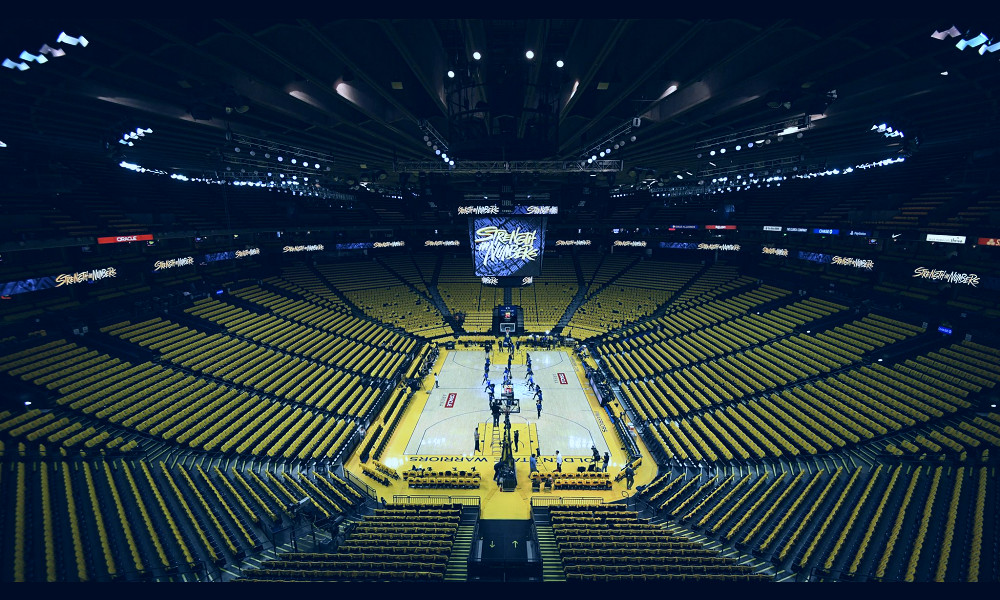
left=344, top=346, right=657, bottom=519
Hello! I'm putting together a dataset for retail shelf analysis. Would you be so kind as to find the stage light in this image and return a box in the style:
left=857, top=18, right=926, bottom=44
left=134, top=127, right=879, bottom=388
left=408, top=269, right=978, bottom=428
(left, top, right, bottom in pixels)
left=956, top=32, right=988, bottom=50
left=931, top=26, right=961, bottom=40
left=556, top=59, right=564, bottom=68
left=525, top=50, right=534, bottom=59
left=709, top=150, right=715, bottom=156
left=447, top=70, right=455, bottom=78
left=2, top=58, right=29, bottom=70
left=57, top=32, right=89, bottom=47
left=473, top=51, right=482, bottom=60
left=278, top=156, right=283, bottom=161
left=291, top=158, right=297, bottom=164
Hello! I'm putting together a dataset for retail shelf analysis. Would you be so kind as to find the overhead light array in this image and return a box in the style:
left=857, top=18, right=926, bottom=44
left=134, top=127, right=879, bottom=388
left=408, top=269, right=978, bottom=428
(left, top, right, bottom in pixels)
left=870, top=123, right=904, bottom=138
left=654, top=154, right=907, bottom=198
left=3, top=31, right=87, bottom=71
left=119, top=127, right=153, bottom=147
left=695, top=115, right=810, bottom=158
left=583, top=119, right=637, bottom=163
left=932, top=27, right=1000, bottom=55
left=229, top=134, right=333, bottom=172
left=418, top=119, right=453, bottom=167
left=121, top=159, right=343, bottom=200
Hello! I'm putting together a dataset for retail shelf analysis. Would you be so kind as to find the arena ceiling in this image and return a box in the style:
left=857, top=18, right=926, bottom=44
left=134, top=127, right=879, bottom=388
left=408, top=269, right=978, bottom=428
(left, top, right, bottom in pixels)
left=1, top=17, right=998, bottom=208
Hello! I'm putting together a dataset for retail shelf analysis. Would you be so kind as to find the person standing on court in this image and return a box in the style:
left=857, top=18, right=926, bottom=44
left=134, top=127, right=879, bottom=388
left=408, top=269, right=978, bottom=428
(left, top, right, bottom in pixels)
left=536, top=397, right=542, bottom=418
left=555, top=451, right=562, bottom=472
left=513, top=430, right=520, bottom=452
left=492, top=402, right=501, bottom=427
left=474, top=428, right=480, bottom=452
left=624, top=464, right=635, bottom=490
left=602, top=452, right=610, bottom=472
left=434, top=373, right=439, bottom=388
left=529, top=453, right=538, bottom=473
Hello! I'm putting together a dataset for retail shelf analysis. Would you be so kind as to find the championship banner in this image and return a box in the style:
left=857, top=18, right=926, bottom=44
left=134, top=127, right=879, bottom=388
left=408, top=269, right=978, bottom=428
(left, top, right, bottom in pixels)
left=470, top=216, right=546, bottom=277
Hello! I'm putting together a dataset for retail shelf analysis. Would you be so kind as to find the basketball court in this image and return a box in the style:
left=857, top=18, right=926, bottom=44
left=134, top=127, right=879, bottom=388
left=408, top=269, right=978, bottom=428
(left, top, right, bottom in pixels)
left=344, top=344, right=657, bottom=519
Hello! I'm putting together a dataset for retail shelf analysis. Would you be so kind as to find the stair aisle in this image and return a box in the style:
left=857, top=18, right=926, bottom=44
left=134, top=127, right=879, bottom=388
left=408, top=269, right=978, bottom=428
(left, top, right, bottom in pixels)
left=444, top=508, right=478, bottom=581
left=532, top=509, right=566, bottom=582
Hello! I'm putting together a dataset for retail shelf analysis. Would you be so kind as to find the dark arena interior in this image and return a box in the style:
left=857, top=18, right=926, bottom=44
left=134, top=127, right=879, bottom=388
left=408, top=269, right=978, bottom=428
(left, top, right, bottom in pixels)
left=2, top=16, right=1000, bottom=585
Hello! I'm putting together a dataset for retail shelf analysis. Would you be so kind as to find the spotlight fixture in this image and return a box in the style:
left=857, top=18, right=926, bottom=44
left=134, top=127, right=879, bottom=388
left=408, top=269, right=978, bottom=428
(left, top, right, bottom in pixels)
left=473, top=51, right=482, bottom=60
left=931, top=26, right=961, bottom=40
left=556, top=59, right=564, bottom=68
left=57, top=32, right=89, bottom=47
left=447, top=70, right=455, bottom=78
left=525, top=50, right=535, bottom=59
left=956, top=32, right=988, bottom=50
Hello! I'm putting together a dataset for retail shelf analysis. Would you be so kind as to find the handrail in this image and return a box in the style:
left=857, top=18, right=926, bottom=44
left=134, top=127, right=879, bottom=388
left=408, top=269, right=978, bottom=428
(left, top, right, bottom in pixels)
left=530, top=496, right=607, bottom=507
left=391, top=494, right=481, bottom=508
left=343, top=469, right=377, bottom=501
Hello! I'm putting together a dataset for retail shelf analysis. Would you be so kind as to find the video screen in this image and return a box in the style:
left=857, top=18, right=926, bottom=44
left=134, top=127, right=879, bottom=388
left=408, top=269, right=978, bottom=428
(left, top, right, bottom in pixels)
left=469, top=216, right=546, bottom=278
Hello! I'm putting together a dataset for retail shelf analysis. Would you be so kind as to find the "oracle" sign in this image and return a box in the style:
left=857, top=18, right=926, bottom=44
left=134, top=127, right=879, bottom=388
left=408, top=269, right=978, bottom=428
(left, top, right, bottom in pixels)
left=97, top=234, right=154, bottom=244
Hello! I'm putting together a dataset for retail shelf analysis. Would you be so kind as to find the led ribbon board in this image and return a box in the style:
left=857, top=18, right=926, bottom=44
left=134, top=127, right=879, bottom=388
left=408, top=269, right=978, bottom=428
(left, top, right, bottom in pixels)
left=659, top=242, right=740, bottom=251
left=282, top=244, right=325, bottom=252
left=762, top=247, right=789, bottom=256
left=153, top=257, right=194, bottom=271
left=912, top=267, right=980, bottom=287
left=470, top=216, right=545, bottom=277
left=334, top=241, right=405, bottom=250
left=512, top=205, right=558, bottom=215
left=1, top=267, right=118, bottom=295
left=831, top=256, right=875, bottom=270
left=202, top=248, right=259, bottom=263
left=925, top=234, right=966, bottom=244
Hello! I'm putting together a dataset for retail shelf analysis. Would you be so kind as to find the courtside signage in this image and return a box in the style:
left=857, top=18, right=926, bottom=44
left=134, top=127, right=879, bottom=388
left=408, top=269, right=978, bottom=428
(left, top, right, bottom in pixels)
left=445, top=393, right=456, bottom=408
left=557, top=373, right=568, bottom=385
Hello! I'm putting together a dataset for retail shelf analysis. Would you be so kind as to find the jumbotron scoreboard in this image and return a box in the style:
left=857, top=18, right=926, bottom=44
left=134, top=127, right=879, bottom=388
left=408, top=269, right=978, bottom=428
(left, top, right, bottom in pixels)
left=469, top=216, right=546, bottom=285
